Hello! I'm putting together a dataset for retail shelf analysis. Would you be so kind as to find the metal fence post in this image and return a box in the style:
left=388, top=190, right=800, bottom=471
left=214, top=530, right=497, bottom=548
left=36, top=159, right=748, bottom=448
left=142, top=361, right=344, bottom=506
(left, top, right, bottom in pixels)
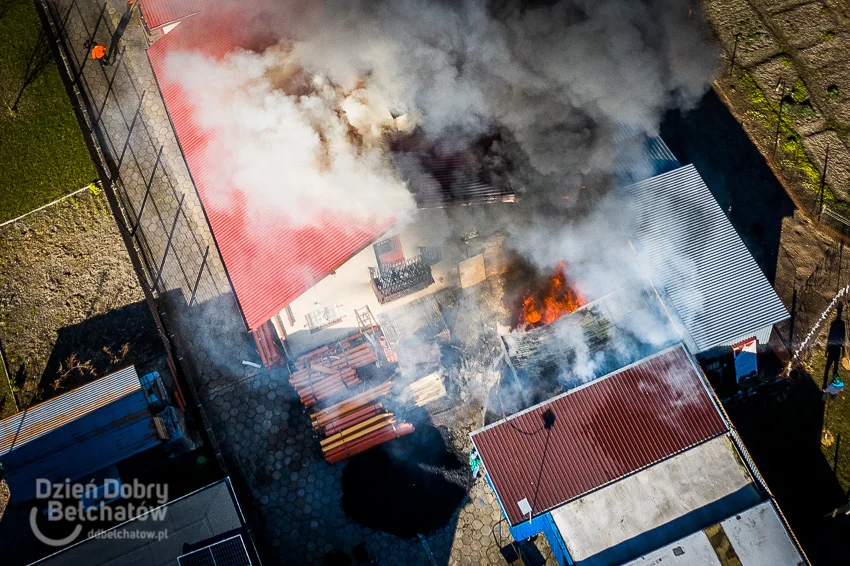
left=189, top=246, right=210, bottom=307
left=153, top=194, right=185, bottom=291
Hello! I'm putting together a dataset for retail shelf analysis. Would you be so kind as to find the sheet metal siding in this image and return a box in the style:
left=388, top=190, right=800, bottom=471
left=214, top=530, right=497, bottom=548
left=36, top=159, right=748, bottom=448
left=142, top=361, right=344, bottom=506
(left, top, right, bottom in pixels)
left=611, top=126, right=680, bottom=185
left=3, top=390, right=160, bottom=501
left=0, top=366, right=140, bottom=456
left=626, top=165, right=789, bottom=352
left=147, top=17, right=395, bottom=328
left=471, top=346, right=727, bottom=526
left=138, top=0, right=203, bottom=29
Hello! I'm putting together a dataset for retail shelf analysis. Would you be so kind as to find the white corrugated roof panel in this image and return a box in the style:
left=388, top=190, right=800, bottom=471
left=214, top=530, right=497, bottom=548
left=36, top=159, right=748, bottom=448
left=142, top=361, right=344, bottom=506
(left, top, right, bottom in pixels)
left=625, top=165, right=789, bottom=352
left=624, top=500, right=805, bottom=565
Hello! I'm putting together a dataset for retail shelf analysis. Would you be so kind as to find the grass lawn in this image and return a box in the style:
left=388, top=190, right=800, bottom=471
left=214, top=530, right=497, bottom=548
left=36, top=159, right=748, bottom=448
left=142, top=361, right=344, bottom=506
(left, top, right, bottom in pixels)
left=0, top=350, right=14, bottom=417
left=803, top=347, right=850, bottom=491
left=0, top=0, right=95, bottom=223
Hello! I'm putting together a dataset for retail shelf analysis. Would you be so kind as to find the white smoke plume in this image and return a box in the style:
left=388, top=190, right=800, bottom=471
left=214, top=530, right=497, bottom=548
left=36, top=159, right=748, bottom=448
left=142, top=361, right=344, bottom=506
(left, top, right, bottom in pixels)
left=162, top=47, right=414, bottom=227
left=165, top=0, right=718, bottom=398
left=164, top=0, right=715, bottom=226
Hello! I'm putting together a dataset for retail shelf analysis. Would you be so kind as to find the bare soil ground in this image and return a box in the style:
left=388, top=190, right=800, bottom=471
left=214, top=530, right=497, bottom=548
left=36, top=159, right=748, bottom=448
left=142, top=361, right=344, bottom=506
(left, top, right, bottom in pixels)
left=703, top=0, right=850, bottom=219
left=0, top=187, right=162, bottom=416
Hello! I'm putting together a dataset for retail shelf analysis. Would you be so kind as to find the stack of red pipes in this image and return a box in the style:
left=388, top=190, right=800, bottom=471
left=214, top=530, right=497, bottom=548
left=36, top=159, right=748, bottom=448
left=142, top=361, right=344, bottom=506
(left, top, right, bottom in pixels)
left=289, top=336, right=378, bottom=407
left=310, top=382, right=415, bottom=463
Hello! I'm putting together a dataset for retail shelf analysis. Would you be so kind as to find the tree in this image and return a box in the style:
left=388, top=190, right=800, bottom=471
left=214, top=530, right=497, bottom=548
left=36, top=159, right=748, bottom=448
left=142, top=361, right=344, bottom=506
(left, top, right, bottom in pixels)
left=11, top=29, right=54, bottom=112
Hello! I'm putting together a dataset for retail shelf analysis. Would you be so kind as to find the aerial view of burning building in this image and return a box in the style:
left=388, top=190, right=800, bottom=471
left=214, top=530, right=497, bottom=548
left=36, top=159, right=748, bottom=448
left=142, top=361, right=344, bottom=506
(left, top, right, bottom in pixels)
left=132, top=0, right=797, bottom=561
left=1, top=0, right=820, bottom=563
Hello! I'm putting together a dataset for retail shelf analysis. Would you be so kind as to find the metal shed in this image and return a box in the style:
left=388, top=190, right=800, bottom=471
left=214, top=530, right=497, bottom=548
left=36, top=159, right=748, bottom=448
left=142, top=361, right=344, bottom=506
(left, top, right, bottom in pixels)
left=0, top=366, right=160, bottom=502
left=626, top=164, right=789, bottom=353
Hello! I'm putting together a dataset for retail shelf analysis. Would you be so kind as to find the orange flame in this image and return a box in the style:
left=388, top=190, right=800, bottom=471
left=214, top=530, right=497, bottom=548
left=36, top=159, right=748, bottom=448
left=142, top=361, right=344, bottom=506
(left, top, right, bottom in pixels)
left=518, top=263, right=585, bottom=329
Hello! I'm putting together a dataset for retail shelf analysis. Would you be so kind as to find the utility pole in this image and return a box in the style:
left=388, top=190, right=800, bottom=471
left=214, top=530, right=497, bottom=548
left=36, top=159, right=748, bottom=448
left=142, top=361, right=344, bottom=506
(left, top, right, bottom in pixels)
left=819, top=143, right=831, bottom=216
left=729, top=34, right=740, bottom=77
left=772, top=80, right=787, bottom=159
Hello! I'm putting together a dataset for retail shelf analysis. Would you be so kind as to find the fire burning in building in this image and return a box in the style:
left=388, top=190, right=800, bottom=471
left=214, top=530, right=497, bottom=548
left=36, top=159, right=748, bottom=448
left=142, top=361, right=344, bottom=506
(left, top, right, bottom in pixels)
left=515, top=263, right=585, bottom=331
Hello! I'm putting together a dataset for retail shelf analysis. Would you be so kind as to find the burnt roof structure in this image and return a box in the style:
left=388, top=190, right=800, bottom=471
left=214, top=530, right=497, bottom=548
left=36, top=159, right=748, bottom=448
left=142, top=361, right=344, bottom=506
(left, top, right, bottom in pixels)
left=503, top=286, right=678, bottom=393
left=391, top=132, right=517, bottom=208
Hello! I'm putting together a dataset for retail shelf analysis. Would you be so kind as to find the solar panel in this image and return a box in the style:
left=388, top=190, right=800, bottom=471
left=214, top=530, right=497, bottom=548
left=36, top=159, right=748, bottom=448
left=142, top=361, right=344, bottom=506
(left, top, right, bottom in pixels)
left=177, top=535, right=252, bottom=566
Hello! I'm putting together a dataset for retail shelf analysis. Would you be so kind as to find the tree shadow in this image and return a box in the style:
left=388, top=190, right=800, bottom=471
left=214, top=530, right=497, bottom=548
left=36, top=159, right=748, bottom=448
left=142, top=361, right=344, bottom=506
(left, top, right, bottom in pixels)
left=38, top=300, right=162, bottom=401
left=661, top=90, right=796, bottom=285
left=727, top=375, right=850, bottom=564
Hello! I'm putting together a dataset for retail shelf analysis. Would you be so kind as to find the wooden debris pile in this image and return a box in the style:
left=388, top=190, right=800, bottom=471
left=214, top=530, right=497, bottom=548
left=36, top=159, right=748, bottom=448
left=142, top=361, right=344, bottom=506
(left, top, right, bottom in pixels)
left=403, top=372, right=447, bottom=407
left=289, top=335, right=377, bottom=407
left=289, top=334, right=414, bottom=464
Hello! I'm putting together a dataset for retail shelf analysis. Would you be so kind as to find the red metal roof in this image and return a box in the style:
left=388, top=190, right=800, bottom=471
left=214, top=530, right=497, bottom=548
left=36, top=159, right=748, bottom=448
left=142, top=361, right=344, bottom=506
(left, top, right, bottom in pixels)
left=147, top=14, right=395, bottom=329
left=471, top=345, right=728, bottom=525
left=138, top=0, right=203, bottom=30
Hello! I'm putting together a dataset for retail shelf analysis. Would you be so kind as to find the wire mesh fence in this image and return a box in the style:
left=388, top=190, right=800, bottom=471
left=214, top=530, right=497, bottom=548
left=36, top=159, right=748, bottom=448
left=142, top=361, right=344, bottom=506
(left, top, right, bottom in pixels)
left=41, top=0, right=232, bottom=312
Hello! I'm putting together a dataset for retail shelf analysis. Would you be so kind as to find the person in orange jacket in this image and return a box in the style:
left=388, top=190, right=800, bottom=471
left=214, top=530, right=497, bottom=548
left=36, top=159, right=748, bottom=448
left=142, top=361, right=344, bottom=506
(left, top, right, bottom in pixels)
left=84, top=40, right=110, bottom=65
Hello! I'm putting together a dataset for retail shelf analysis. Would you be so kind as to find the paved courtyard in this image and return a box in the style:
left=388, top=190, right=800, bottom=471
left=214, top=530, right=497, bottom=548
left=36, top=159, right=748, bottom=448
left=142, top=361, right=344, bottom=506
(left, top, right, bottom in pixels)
left=45, top=0, right=556, bottom=564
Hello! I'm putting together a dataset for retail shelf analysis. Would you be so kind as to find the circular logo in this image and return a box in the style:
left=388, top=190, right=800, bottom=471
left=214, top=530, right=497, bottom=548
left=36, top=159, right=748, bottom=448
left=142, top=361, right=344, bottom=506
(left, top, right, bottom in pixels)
left=29, top=507, right=83, bottom=547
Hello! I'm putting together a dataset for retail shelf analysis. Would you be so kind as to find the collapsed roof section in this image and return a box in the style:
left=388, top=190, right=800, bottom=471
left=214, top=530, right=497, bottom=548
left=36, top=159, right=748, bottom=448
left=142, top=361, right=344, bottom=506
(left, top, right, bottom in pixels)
left=391, top=131, right=518, bottom=208
left=503, top=286, right=679, bottom=392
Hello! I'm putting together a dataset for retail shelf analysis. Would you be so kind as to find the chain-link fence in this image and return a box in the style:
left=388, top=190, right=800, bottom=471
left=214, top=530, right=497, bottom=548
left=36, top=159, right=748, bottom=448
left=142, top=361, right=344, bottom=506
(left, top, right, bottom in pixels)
left=37, top=0, right=267, bottom=404
left=41, top=0, right=232, bottom=312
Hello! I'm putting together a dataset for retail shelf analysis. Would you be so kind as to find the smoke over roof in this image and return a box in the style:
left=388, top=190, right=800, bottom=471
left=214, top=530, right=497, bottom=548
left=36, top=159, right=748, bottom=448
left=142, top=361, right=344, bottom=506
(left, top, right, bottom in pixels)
left=151, top=0, right=718, bottom=342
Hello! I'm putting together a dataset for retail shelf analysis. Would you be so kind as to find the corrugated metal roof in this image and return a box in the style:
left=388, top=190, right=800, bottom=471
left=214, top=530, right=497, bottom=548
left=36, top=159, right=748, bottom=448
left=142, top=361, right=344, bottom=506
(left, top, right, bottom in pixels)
left=0, top=367, right=160, bottom=501
left=0, top=366, right=141, bottom=456
left=138, top=0, right=203, bottom=30
left=147, top=15, right=396, bottom=329
left=471, top=345, right=728, bottom=526
left=611, top=125, right=681, bottom=186
left=625, top=165, right=789, bottom=352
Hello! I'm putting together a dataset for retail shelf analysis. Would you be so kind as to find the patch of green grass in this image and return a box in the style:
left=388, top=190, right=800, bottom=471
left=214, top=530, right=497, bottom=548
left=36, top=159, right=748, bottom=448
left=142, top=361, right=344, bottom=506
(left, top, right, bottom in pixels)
left=0, top=1, right=95, bottom=223
left=780, top=55, right=794, bottom=68
left=791, top=77, right=810, bottom=104
left=828, top=84, right=840, bottom=103
left=822, top=30, right=836, bottom=42
left=738, top=72, right=850, bottom=213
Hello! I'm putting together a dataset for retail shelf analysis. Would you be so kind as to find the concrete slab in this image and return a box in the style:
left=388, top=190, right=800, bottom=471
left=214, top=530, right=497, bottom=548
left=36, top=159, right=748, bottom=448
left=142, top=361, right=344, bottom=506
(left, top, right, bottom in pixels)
left=551, top=435, right=761, bottom=566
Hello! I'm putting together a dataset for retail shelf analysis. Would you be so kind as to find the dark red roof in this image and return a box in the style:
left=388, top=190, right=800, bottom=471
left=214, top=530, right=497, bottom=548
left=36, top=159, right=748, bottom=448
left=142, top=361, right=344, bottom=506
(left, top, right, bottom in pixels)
left=147, top=14, right=395, bottom=329
left=138, top=0, right=203, bottom=30
left=471, top=345, right=728, bottom=525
